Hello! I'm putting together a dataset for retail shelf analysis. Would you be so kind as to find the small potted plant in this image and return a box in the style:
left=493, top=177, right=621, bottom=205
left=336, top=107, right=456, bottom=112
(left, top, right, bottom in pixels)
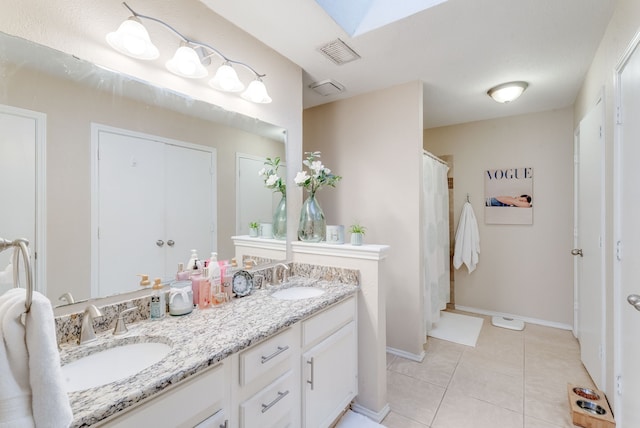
left=349, top=223, right=366, bottom=246
left=249, top=221, right=259, bottom=237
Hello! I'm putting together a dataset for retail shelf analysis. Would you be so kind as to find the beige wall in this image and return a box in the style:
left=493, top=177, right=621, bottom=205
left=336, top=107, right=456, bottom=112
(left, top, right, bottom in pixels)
left=425, top=107, right=575, bottom=326
left=4, top=66, right=284, bottom=302
left=304, top=81, right=426, bottom=357
left=573, top=0, right=640, bottom=405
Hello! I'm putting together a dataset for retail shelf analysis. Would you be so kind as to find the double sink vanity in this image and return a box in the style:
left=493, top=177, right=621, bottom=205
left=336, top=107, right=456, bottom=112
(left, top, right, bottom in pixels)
left=57, top=272, right=359, bottom=427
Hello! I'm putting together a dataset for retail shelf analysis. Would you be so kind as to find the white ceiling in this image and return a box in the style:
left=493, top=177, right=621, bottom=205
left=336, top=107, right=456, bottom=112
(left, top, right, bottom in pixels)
left=201, top=0, right=616, bottom=129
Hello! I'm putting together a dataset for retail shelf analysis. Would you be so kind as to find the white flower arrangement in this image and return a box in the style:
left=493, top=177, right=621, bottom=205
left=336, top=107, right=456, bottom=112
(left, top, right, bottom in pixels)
left=294, top=151, right=341, bottom=195
left=258, top=157, right=286, bottom=195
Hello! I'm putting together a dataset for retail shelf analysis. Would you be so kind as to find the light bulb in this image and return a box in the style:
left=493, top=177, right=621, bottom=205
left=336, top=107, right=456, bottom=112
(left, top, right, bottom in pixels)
left=166, top=46, right=208, bottom=79
left=241, top=79, right=272, bottom=104
left=209, top=63, right=245, bottom=92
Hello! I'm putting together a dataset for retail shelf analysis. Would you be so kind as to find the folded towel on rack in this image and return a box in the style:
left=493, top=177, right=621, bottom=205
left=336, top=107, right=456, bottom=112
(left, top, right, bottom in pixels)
left=0, top=288, right=73, bottom=428
left=453, top=201, right=480, bottom=273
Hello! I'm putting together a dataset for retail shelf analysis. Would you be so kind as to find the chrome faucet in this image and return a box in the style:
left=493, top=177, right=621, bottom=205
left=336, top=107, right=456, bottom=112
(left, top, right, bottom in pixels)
left=79, top=304, right=103, bottom=344
left=271, top=263, right=290, bottom=285
left=113, top=307, right=137, bottom=336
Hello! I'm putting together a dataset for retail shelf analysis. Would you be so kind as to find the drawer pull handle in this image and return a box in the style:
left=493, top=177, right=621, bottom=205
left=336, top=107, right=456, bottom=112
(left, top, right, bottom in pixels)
left=261, top=345, right=289, bottom=364
left=261, top=390, right=289, bottom=413
left=307, top=357, right=315, bottom=390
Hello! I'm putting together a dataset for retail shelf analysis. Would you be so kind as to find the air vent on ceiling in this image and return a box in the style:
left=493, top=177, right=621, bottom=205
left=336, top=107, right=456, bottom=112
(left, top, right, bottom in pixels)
left=309, top=79, right=346, bottom=96
left=318, top=38, right=361, bottom=65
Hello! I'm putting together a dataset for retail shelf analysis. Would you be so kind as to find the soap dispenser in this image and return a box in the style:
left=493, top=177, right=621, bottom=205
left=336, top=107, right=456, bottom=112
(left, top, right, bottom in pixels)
left=150, top=278, right=165, bottom=320
left=186, top=249, right=200, bottom=272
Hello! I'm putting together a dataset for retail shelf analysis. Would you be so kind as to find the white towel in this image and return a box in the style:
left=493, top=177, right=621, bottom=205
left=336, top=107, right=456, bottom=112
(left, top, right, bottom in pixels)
left=453, top=201, right=480, bottom=273
left=0, top=288, right=73, bottom=428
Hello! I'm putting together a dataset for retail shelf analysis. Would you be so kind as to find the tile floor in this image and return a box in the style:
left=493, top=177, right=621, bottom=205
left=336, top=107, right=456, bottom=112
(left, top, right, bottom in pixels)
left=381, top=312, right=595, bottom=428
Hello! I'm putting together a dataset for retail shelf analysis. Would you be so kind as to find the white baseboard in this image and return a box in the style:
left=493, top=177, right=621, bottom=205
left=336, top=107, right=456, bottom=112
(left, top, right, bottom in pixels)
left=351, top=402, right=391, bottom=424
left=385, top=346, right=425, bottom=362
left=455, top=305, right=573, bottom=331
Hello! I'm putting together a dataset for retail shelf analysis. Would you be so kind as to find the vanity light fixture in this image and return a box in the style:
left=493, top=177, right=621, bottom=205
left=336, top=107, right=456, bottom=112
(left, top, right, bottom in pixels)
left=487, top=81, right=528, bottom=103
left=106, top=2, right=272, bottom=103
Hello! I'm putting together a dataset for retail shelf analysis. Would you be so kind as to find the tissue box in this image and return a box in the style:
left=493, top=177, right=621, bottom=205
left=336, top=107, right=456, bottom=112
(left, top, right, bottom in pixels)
left=567, top=384, right=615, bottom=428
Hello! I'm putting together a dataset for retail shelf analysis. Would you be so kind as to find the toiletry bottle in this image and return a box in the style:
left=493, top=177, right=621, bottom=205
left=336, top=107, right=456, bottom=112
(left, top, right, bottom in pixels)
left=191, top=270, right=202, bottom=306
left=222, top=260, right=233, bottom=299
left=198, top=267, right=211, bottom=309
left=138, top=274, right=151, bottom=287
left=186, top=249, right=200, bottom=272
left=209, top=252, right=222, bottom=289
left=150, top=278, right=165, bottom=320
left=176, top=262, right=190, bottom=281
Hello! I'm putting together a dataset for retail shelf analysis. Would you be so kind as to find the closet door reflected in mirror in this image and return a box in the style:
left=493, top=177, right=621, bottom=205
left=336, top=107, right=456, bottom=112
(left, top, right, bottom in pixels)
left=92, top=125, right=216, bottom=296
left=0, top=104, right=46, bottom=295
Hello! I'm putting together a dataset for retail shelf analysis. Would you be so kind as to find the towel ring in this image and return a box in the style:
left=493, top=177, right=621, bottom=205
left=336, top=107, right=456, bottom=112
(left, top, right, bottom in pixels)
left=0, top=237, right=33, bottom=317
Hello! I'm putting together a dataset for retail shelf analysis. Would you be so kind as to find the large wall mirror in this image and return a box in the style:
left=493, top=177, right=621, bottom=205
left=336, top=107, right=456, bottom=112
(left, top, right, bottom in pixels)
left=0, top=31, right=288, bottom=305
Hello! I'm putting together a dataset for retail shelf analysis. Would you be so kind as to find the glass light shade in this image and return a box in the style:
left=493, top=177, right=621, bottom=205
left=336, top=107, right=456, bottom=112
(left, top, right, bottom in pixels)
left=241, top=79, right=272, bottom=104
left=209, top=64, right=245, bottom=92
left=106, top=18, right=159, bottom=60
left=487, top=81, right=528, bottom=103
left=166, top=46, right=208, bottom=79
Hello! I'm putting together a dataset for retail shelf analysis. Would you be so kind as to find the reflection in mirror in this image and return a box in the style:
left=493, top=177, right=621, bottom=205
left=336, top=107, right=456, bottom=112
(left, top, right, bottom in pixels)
left=0, top=31, right=287, bottom=305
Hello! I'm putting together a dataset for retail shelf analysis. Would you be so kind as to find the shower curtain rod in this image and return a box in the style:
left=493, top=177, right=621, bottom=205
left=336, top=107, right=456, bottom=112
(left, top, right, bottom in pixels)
left=423, top=150, right=448, bottom=166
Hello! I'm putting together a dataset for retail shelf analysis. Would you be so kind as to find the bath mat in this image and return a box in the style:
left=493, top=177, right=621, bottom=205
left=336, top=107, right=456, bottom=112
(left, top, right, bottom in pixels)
left=428, top=311, right=483, bottom=347
left=491, top=315, right=525, bottom=331
left=335, top=410, right=386, bottom=427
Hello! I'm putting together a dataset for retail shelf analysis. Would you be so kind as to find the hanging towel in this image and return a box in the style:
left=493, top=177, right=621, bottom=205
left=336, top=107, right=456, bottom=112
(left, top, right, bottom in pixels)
left=453, top=201, right=481, bottom=273
left=0, top=288, right=73, bottom=428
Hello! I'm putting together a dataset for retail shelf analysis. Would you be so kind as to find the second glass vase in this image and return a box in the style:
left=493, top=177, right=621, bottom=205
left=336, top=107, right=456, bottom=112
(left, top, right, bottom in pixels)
left=272, top=193, right=287, bottom=240
left=298, top=193, right=326, bottom=242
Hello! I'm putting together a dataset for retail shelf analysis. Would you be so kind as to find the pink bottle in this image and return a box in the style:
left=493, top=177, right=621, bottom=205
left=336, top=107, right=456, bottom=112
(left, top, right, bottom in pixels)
left=198, top=267, right=211, bottom=309
left=191, top=272, right=202, bottom=306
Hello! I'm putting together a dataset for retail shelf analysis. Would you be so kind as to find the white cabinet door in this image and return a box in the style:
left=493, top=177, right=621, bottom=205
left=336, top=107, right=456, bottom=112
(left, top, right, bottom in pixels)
left=302, top=321, right=357, bottom=428
left=95, top=126, right=215, bottom=296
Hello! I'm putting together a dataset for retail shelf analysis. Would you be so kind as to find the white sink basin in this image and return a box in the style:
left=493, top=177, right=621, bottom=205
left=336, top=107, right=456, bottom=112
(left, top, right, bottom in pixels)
left=271, top=286, right=325, bottom=300
left=61, top=342, right=171, bottom=392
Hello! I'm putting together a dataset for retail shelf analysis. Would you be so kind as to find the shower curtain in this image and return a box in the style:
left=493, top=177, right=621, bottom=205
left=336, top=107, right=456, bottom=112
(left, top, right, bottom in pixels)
left=423, top=153, right=450, bottom=332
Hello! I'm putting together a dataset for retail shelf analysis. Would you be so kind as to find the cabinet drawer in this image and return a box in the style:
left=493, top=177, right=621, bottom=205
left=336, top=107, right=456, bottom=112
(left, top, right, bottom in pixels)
left=240, top=370, right=294, bottom=428
left=240, top=328, right=294, bottom=386
left=302, top=296, right=355, bottom=348
left=102, top=360, right=229, bottom=428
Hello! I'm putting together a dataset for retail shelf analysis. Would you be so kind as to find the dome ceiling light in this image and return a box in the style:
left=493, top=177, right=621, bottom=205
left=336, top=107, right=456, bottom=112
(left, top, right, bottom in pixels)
left=487, top=81, right=529, bottom=103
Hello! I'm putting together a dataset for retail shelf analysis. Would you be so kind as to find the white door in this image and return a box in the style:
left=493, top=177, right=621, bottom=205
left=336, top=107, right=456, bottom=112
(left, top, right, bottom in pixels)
left=236, top=155, right=277, bottom=235
left=95, top=126, right=216, bottom=296
left=614, top=33, right=640, bottom=428
left=164, top=143, right=215, bottom=275
left=97, top=130, right=165, bottom=296
left=0, top=105, right=45, bottom=294
left=574, top=98, right=605, bottom=389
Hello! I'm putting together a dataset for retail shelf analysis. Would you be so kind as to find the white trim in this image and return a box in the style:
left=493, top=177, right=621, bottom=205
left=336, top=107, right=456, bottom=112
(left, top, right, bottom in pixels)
left=231, top=235, right=287, bottom=251
left=291, top=241, right=390, bottom=261
left=612, top=27, right=640, bottom=427
left=385, top=346, right=425, bottom=362
left=350, top=402, right=391, bottom=424
left=455, top=305, right=573, bottom=331
left=572, top=125, right=580, bottom=338
left=0, top=104, right=47, bottom=295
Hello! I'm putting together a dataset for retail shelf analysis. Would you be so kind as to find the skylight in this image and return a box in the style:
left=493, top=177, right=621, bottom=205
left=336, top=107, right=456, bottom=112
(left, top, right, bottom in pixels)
left=315, top=0, right=448, bottom=36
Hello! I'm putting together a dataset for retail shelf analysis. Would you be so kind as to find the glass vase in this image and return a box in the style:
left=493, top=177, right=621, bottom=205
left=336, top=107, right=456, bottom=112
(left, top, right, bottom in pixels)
left=298, top=193, right=326, bottom=242
left=272, top=193, right=287, bottom=240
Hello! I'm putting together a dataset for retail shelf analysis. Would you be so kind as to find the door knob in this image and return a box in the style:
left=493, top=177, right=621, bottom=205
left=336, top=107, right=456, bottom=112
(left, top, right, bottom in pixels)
left=156, top=240, right=164, bottom=247
left=627, top=294, right=640, bottom=312
left=571, top=249, right=583, bottom=257
left=167, top=240, right=175, bottom=247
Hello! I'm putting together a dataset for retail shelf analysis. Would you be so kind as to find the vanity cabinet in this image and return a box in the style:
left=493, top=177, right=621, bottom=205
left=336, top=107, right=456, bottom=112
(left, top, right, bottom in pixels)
left=301, top=297, right=358, bottom=428
left=101, top=358, right=231, bottom=428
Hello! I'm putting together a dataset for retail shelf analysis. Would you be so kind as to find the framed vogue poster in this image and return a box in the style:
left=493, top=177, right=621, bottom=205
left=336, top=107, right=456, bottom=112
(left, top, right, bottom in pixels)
left=484, top=167, right=533, bottom=225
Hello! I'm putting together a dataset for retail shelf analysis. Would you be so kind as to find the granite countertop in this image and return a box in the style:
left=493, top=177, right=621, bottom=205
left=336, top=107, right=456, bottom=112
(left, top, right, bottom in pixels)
left=60, top=277, right=358, bottom=427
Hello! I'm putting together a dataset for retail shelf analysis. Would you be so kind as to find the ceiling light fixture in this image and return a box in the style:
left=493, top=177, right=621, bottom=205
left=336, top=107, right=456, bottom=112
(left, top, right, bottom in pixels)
left=106, top=2, right=272, bottom=103
left=487, top=81, right=528, bottom=103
